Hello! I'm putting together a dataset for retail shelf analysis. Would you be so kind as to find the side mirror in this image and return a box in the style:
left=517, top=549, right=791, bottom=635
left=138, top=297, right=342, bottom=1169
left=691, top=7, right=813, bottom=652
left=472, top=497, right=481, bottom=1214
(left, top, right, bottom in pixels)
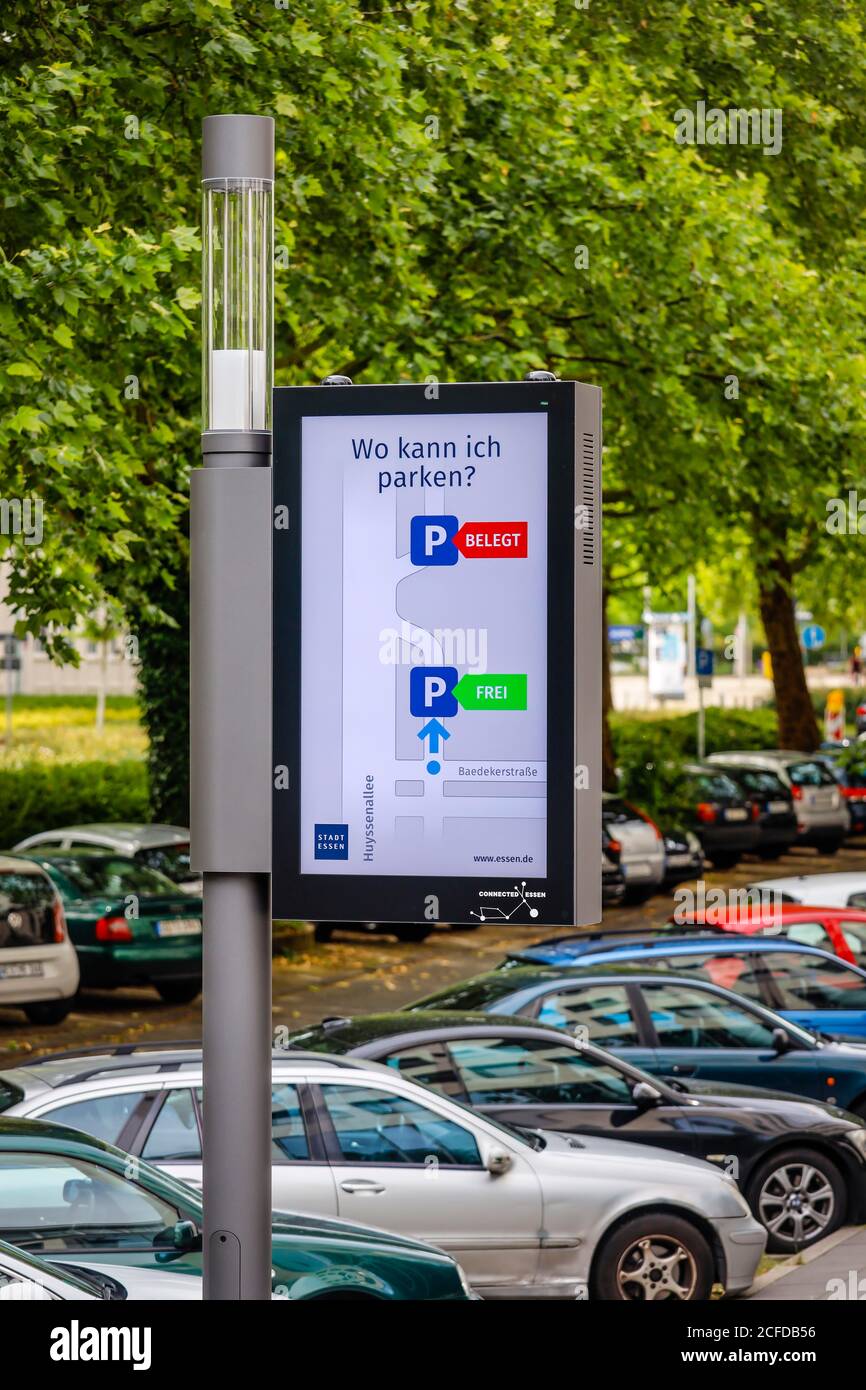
left=485, top=1148, right=513, bottom=1177
left=772, top=1027, right=791, bottom=1055
left=172, top=1219, right=201, bottom=1251
left=632, top=1080, right=662, bottom=1106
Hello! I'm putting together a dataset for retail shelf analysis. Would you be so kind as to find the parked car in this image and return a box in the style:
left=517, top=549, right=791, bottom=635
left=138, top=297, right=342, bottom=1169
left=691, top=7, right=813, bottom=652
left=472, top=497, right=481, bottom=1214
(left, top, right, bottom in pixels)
left=669, top=901, right=866, bottom=969
left=815, top=753, right=866, bottom=834
left=682, top=763, right=760, bottom=869
left=602, top=828, right=626, bottom=905
left=17, top=849, right=202, bottom=1004
left=701, top=761, right=797, bottom=860
left=291, top=1010, right=866, bottom=1251
left=499, top=933, right=866, bottom=1041
left=0, top=1116, right=473, bottom=1301
left=0, top=855, right=79, bottom=1025
left=706, top=751, right=849, bottom=853
left=0, top=1235, right=200, bottom=1301
left=407, top=962, right=866, bottom=1120
left=0, top=1046, right=764, bottom=1298
left=314, top=920, right=433, bottom=944
left=856, top=701, right=866, bottom=736
left=13, top=824, right=201, bottom=895
left=601, top=794, right=665, bottom=903
left=749, top=871, right=866, bottom=910
left=660, top=825, right=704, bottom=888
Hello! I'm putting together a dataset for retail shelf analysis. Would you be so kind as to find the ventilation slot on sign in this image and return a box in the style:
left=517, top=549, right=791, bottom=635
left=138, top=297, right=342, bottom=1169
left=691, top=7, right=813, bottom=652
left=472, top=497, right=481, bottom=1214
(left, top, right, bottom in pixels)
left=581, top=433, right=596, bottom=566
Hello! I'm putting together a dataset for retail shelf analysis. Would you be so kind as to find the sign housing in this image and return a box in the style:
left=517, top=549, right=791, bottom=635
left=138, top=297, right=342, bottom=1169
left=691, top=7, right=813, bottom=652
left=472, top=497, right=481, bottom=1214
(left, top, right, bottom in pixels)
left=273, top=380, right=601, bottom=927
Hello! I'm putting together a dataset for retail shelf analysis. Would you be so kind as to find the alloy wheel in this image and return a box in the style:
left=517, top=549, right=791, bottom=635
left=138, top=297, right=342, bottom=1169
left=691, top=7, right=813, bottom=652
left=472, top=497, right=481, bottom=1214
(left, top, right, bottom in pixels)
left=615, top=1234, right=699, bottom=1301
left=757, top=1161, right=835, bottom=1245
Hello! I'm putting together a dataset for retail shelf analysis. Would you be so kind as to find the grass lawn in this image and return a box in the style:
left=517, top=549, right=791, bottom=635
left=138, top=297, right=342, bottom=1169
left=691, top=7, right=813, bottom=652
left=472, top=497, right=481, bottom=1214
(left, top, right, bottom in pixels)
left=0, top=695, right=146, bottom=767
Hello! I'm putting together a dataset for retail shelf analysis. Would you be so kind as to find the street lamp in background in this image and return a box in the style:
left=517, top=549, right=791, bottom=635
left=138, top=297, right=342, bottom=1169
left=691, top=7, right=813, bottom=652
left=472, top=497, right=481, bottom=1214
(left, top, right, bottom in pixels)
left=192, top=114, right=274, bottom=1300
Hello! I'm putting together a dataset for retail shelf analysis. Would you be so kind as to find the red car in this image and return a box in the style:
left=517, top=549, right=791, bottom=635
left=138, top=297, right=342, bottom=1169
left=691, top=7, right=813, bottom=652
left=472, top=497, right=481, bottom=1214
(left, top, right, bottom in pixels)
left=670, top=902, right=866, bottom=968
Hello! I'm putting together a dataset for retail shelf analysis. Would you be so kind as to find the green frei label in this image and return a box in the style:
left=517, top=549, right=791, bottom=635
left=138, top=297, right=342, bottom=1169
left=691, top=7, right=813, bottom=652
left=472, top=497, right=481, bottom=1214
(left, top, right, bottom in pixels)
left=453, top=673, right=527, bottom=711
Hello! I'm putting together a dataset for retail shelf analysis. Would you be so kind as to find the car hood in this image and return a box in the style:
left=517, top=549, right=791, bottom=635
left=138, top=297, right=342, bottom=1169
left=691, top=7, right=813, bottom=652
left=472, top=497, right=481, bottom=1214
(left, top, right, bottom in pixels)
left=538, top=1130, right=751, bottom=1215
left=676, top=1077, right=858, bottom=1124
left=55, top=1258, right=202, bottom=1300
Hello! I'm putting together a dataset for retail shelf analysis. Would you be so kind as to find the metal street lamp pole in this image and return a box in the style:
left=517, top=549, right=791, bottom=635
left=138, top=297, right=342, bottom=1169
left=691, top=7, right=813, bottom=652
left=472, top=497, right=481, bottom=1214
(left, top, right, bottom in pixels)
left=191, top=114, right=274, bottom=1300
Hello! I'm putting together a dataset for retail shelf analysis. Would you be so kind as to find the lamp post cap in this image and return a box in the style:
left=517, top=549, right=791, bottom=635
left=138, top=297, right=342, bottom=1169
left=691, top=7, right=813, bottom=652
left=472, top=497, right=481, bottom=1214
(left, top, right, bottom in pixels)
left=202, top=114, right=275, bottom=182
left=321, top=374, right=354, bottom=386
left=524, top=369, right=558, bottom=382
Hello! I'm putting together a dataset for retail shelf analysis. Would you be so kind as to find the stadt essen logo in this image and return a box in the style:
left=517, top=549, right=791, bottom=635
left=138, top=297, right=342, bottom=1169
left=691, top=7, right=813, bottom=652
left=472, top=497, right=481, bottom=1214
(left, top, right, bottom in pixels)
left=314, top=824, right=349, bottom=860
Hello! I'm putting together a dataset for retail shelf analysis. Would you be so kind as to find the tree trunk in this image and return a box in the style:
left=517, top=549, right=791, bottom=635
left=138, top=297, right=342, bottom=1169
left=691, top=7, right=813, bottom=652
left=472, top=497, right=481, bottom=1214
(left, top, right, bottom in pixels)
left=601, top=586, right=617, bottom=789
left=136, top=573, right=190, bottom=826
left=757, top=550, right=819, bottom=752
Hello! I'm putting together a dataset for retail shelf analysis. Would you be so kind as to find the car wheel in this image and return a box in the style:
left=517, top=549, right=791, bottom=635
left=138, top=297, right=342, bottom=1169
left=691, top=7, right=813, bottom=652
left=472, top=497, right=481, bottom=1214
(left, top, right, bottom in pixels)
left=23, top=1000, right=72, bottom=1025
left=154, top=980, right=201, bottom=1005
left=313, top=923, right=334, bottom=943
left=591, top=1214, right=713, bottom=1301
left=393, top=924, right=432, bottom=943
left=820, top=839, right=844, bottom=856
left=747, top=1148, right=845, bottom=1252
left=623, top=886, right=655, bottom=906
left=758, top=848, right=786, bottom=861
left=708, top=852, right=740, bottom=870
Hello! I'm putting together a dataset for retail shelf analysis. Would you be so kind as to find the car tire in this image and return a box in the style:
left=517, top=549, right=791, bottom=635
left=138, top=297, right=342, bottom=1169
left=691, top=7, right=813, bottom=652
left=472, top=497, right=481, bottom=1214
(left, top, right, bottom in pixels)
left=393, top=924, right=432, bottom=944
left=623, top=886, right=655, bottom=906
left=820, top=839, right=844, bottom=856
left=746, top=1147, right=845, bottom=1253
left=758, top=848, right=786, bottom=861
left=154, top=980, right=201, bottom=1005
left=591, top=1213, right=714, bottom=1301
left=314, top=923, right=334, bottom=943
left=23, top=1000, right=72, bottom=1025
left=708, top=852, right=740, bottom=870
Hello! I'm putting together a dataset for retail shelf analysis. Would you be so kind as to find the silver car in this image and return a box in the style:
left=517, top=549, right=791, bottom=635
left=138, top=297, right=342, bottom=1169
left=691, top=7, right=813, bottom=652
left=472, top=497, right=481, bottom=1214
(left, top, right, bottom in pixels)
left=0, top=1236, right=200, bottom=1301
left=602, top=794, right=666, bottom=902
left=0, top=1045, right=765, bottom=1300
left=707, top=751, right=849, bottom=852
left=13, top=823, right=201, bottom=895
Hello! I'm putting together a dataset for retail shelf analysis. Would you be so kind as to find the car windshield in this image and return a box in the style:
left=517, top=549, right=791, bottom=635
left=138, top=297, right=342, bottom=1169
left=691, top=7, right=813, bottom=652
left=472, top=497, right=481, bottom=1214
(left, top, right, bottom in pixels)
left=0, top=870, right=56, bottom=949
left=692, top=772, right=741, bottom=800
left=405, top=976, right=525, bottom=1012
left=735, top=770, right=787, bottom=796
left=41, top=855, right=178, bottom=898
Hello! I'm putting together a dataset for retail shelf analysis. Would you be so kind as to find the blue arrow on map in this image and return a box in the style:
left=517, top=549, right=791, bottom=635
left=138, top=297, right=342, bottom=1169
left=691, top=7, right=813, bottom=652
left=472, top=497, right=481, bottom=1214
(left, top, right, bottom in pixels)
left=418, top=718, right=450, bottom=754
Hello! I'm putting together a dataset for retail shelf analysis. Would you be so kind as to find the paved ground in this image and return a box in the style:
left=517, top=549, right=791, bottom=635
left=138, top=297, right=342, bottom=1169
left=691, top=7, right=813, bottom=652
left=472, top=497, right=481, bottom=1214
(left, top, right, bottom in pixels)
left=748, top=1226, right=866, bottom=1301
left=4, top=835, right=866, bottom=1062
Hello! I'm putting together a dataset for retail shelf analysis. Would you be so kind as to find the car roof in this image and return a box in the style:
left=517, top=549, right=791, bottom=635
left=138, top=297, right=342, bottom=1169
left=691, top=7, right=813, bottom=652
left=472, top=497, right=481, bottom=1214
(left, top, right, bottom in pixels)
left=12, top=824, right=189, bottom=853
left=290, top=1010, right=581, bottom=1052
left=750, top=873, right=866, bottom=894
left=514, top=934, right=850, bottom=963
left=0, top=854, right=54, bottom=878
left=673, top=903, right=866, bottom=926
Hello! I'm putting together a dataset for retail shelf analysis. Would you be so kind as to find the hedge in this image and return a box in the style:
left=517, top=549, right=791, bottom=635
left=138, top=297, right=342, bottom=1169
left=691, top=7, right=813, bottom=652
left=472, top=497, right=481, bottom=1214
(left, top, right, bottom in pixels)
left=0, top=760, right=149, bottom=848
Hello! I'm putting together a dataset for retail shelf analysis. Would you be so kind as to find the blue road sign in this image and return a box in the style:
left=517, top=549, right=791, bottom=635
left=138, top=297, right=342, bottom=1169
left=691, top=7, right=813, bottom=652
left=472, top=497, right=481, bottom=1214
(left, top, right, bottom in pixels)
left=608, top=624, right=643, bottom=643
left=802, top=624, right=825, bottom=651
left=695, top=647, right=714, bottom=677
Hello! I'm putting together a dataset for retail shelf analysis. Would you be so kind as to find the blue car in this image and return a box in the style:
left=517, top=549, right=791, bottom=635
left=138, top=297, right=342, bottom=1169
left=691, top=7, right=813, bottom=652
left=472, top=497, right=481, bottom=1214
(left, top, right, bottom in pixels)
left=407, top=964, right=866, bottom=1118
left=500, top=934, right=866, bottom=1041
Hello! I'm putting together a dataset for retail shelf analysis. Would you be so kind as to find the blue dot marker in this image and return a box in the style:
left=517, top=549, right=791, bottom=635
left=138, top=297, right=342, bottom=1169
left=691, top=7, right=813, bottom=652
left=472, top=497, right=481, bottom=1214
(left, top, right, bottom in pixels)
left=427, top=760, right=441, bottom=775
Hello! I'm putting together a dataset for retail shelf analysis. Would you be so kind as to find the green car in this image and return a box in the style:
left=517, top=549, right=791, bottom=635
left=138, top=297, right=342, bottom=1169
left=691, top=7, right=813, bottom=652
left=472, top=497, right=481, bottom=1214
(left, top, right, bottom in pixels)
left=18, top=850, right=202, bottom=1004
left=0, top=1117, right=473, bottom=1300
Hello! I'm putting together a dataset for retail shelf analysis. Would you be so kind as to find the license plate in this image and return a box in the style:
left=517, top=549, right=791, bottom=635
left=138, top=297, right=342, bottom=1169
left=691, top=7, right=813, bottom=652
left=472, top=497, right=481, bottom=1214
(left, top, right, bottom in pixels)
left=768, top=800, right=789, bottom=814
left=725, top=807, right=748, bottom=821
left=0, top=961, right=44, bottom=979
left=625, top=861, right=652, bottom=879
left=156, top=919, right=202, bottom=938
left=813, top=792, right=833, bottom=808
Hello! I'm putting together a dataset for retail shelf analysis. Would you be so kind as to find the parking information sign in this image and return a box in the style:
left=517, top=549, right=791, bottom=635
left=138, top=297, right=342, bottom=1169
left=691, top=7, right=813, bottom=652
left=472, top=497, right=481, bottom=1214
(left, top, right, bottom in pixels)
left=273, top=381, right=601, bottom=926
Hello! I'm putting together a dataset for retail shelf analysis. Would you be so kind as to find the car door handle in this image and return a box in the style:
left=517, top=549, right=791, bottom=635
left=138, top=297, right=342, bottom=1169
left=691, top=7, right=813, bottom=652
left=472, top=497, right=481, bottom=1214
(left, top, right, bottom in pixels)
left=339, top=1179, right=386, bottom=1194
left=670, top=1064, right=696, bottom=1076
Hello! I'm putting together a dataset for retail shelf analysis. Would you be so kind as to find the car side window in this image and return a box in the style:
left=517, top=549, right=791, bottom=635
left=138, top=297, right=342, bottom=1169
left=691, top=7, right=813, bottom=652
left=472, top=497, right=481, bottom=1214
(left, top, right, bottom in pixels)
left=141, top=1089, right=201, bottom=1161
left=785, top=922, right=832, bottom=951
left=195, top=1082, right=310, bottom=1161
left=839, top=922, right=866, bottom=964
left=641, top=982, right=778, bottom=1048
left=42, top=1091, right=153, bottom=1149
left=643, top=952, right=766, bottom=1001
left=0, top=1152, right=181, bottom=1254
left=447, top=1036, right=634, bottom=1105
left=763, top=951, right=866, bottom=1011
left=534, top=984, right=640, bottom=1048
left=321, top=1084, right=482, bottom=1167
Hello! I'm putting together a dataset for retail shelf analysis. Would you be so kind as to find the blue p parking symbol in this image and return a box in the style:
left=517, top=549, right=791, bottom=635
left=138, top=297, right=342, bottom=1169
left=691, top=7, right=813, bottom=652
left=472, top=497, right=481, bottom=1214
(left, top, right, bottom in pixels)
left=410, top=667, right=458, bottom=717
left=410, top=515, right=458, bottom=566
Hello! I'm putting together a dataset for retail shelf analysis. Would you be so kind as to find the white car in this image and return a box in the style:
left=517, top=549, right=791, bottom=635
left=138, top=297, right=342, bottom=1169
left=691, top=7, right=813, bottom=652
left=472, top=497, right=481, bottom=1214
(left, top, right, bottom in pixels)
left=0, top=855, right=79, bottom=1025
left=0, top=1045, right=766, bottom=1300
left=0, top=1236, right=200, bottom=1300
left=749, top=871, right=866, bottom=910
left=602, top=794, right=666, bottom=902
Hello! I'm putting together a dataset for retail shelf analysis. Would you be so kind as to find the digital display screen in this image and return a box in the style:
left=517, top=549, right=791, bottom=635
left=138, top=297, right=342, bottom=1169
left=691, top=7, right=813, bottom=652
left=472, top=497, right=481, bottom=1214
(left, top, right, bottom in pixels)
left=298, top=410, right=549, bottom=880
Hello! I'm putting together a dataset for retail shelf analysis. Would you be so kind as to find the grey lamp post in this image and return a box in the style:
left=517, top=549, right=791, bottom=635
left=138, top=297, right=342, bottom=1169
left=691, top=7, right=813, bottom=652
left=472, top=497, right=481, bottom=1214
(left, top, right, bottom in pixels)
left=191, top=114, right=274, bottom=1300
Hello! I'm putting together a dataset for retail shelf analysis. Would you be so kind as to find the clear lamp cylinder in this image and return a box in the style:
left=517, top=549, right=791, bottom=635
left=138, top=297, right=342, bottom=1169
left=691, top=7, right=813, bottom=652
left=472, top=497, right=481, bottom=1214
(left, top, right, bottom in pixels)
left=202, top=177, right=273, bottom=433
